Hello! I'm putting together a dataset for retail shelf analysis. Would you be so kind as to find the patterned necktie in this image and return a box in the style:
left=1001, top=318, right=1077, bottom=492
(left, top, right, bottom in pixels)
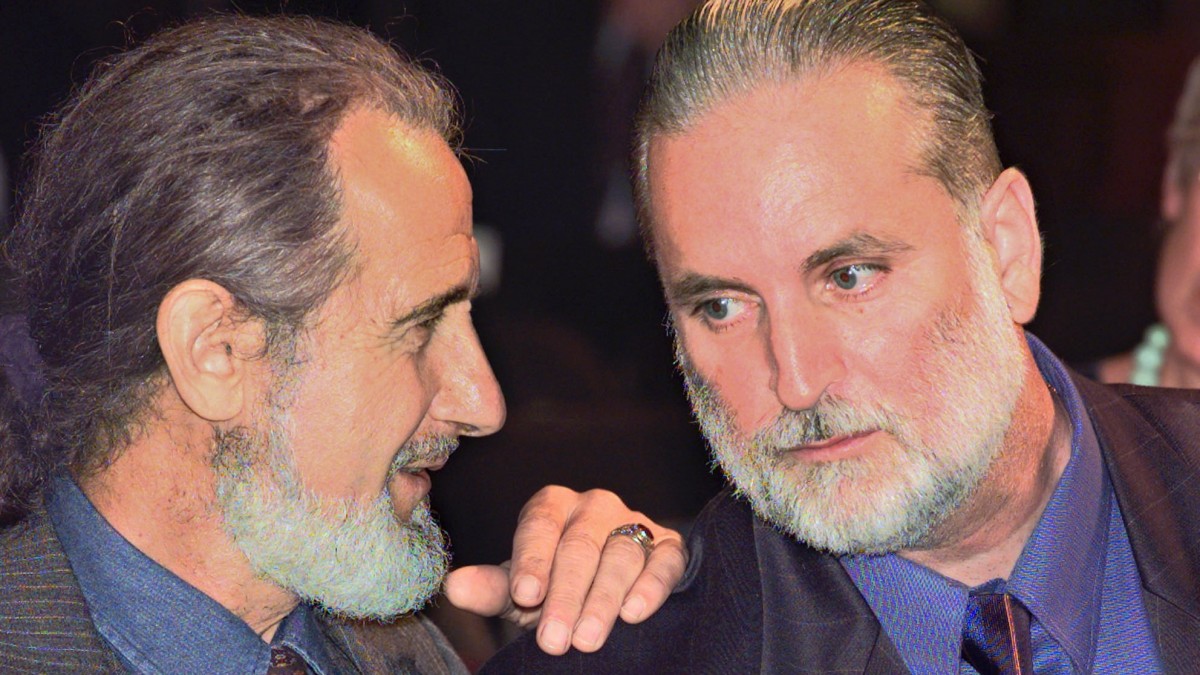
left=267, top=645, right=312, bottom=675
left=961, top=593, right=1034, bottom=675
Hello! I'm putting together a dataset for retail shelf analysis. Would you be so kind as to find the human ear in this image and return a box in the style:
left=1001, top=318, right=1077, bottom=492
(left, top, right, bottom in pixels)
left=978, top=167, right=1042, bottom=325
left=156, top=280, right=260, bottom=422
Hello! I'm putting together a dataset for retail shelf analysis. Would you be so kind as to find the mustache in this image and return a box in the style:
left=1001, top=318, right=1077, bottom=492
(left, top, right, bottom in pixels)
left=677, top=350, right=900, bottom=452
left=752, top=397, right=900, bottom=450
left=389, top=435, right=459, bottom=476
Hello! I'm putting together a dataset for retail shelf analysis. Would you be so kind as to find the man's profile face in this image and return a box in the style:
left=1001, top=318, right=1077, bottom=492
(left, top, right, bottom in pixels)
left=215, top=108, right=506, bottom=616
left=648, top=64, right=1027, bottom=554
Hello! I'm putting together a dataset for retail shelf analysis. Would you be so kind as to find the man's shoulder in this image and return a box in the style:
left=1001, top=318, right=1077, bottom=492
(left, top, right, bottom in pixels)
left=0, top=508, right=123, bottom=673
left=0, top=506, right=80, bottom=601
left=1075, top=376, right=1200, bottom=463
left=1080, top=374, right=1200, bottom=413
left=1074, top=377, right=1200, bottom=669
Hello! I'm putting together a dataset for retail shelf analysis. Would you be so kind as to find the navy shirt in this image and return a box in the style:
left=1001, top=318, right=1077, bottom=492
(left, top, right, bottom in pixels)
left=46, top=476, right=338, bottom=675
left=841, top=334, right=1161, bottom=674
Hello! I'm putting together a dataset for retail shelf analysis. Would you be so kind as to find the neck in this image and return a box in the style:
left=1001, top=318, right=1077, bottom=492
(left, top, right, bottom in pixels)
left=80, top=396, right=296, bottom=641
left=898, top=360, right=1071, bottom=586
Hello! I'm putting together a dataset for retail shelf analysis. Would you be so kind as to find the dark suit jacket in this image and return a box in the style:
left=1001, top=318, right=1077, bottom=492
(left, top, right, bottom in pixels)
left=0, top=505, right=466, bottom=674
left=485, top=378, right=1200, bottom=674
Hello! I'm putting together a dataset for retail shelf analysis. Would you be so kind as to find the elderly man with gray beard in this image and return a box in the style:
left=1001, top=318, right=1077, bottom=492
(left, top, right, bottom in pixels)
left=487, top=0, right=1200, bottom=673
left=0, top=15, right=689, bottom=674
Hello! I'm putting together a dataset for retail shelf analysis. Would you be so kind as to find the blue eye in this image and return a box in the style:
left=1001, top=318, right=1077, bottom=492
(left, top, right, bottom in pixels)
left=832, top=266, right=860, bottom=289
left=830, top=264, right=880, bottom=291
left=703, top=298, right=732, bottom=320
left=694, top=297, right=749, bottom=329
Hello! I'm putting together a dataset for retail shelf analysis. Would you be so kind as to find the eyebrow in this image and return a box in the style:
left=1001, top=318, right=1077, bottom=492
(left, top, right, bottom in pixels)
left=801, top=233, right=913, bottom=273
left=664, top=233, right=912, bottom=306
left=664, top=274, right=756, bottom=307
left=391, top=283, right=474, bottom=330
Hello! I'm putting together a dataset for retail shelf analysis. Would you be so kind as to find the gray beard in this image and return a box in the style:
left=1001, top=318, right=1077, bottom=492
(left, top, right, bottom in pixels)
left=211, top=416, right=455, bottom=619
left=678, top=233, right=1026, bottom=555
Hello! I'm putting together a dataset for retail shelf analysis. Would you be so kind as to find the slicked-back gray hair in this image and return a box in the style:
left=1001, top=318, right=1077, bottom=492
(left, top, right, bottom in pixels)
left=633, top=0, right=1001, bottom=252
left=5, top=14, right=459, bottom=487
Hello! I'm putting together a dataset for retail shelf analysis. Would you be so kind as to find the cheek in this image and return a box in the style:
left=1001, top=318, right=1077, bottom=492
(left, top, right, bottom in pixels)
left=680, top=323, right=778, bottom=429
left=327, top=352, right=425, bottom=434
left=285, top=352, right=432, bottom=498
left=832, top=295, right=953, bottom=410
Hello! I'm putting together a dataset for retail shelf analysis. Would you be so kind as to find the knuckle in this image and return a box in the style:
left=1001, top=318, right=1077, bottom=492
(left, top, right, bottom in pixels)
left=584, top=586, right=625, bottom=611
left=645, top=566, right=676, bottom=593
left=515, top=554, right=551, bottom=576
left=657, top=539, right=688, bottom=566
left=518, top=510, right=566, bottom=538
left=581, top=488, right=625, bottom=508
left=519, top=485, right=572, bottom=517
left=542, top=586, right=586, bottom=613
left=642, top=558, right=685, bottom=593
left=559, top=530, right=605, bottom=559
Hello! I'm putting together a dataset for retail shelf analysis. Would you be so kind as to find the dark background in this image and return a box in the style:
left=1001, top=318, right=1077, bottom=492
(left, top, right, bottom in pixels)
left=2, top=0, right=1198, bottom=582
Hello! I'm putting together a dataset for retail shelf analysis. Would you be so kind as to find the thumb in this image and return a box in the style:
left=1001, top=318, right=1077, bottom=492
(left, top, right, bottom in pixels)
left=443, top=564, right=514, bottom=617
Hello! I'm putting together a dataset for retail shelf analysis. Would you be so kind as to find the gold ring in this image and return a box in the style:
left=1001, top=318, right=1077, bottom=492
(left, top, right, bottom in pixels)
left=608, top=522, right=655, bottom=560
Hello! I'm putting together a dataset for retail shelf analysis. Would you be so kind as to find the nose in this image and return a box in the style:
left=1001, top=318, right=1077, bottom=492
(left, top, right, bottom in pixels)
left=427, top=318, right=506, bottom=437
left=765, top=309, right=846, bottom=411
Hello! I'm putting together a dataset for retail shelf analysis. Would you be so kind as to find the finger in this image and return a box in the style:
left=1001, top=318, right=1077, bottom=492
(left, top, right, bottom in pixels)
left=619, top=535, right=688, bottom=624
left=442, top=564, right=515, bottom=618
left=508, top=486, right=575, bottom=609
left=568, top=532, right=650, bottom=652
left=534, top=522, right=606, bottom=655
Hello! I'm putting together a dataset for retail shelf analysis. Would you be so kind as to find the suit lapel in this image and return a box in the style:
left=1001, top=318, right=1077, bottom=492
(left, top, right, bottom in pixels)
left=751, top=506, right=908, bottom=673
left=1076, top=377, right=1200, bottom=672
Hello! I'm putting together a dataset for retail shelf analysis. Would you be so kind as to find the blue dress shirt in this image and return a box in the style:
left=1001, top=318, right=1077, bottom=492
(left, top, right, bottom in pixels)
left=45, top=476, right=338, bottom=675
left=840, top=334, right=1161, bottom=674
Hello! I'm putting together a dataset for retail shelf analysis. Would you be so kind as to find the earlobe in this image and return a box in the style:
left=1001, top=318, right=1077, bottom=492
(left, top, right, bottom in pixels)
left=156, top=280, right=258, bottom=422
left=978, top=167, right=1042, bottom=325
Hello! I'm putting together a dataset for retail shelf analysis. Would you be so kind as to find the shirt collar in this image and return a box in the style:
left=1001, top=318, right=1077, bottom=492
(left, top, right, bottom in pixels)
left=45, top=475, right=336, bottom=675
left=1006, top=333, right=1108, bottom=672
left=841, top=333, right=1110, bottom=673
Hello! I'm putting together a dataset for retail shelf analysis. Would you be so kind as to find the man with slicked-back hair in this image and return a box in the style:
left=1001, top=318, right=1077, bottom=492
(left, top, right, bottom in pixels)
left=488, top=0, right=1200, bottom=672
left=0, top=14, right=689, bottom=673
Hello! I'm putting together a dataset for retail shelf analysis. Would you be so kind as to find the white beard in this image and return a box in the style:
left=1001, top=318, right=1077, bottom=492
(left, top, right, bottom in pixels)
left=211, top=403, right=454, bottom=619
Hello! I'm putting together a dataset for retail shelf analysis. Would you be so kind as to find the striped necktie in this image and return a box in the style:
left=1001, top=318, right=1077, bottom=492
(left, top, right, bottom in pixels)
left=961, top=593, right=1034, bottom=675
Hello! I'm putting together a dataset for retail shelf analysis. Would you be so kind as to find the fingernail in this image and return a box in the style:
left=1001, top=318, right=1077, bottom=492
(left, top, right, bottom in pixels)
left=574, top=617, right=604, bottom=649
left=540, top=619, right=570, bottom=653
left=514, top=576, right=540, bottom=605
left=622, top=595, right=646, bottom=621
